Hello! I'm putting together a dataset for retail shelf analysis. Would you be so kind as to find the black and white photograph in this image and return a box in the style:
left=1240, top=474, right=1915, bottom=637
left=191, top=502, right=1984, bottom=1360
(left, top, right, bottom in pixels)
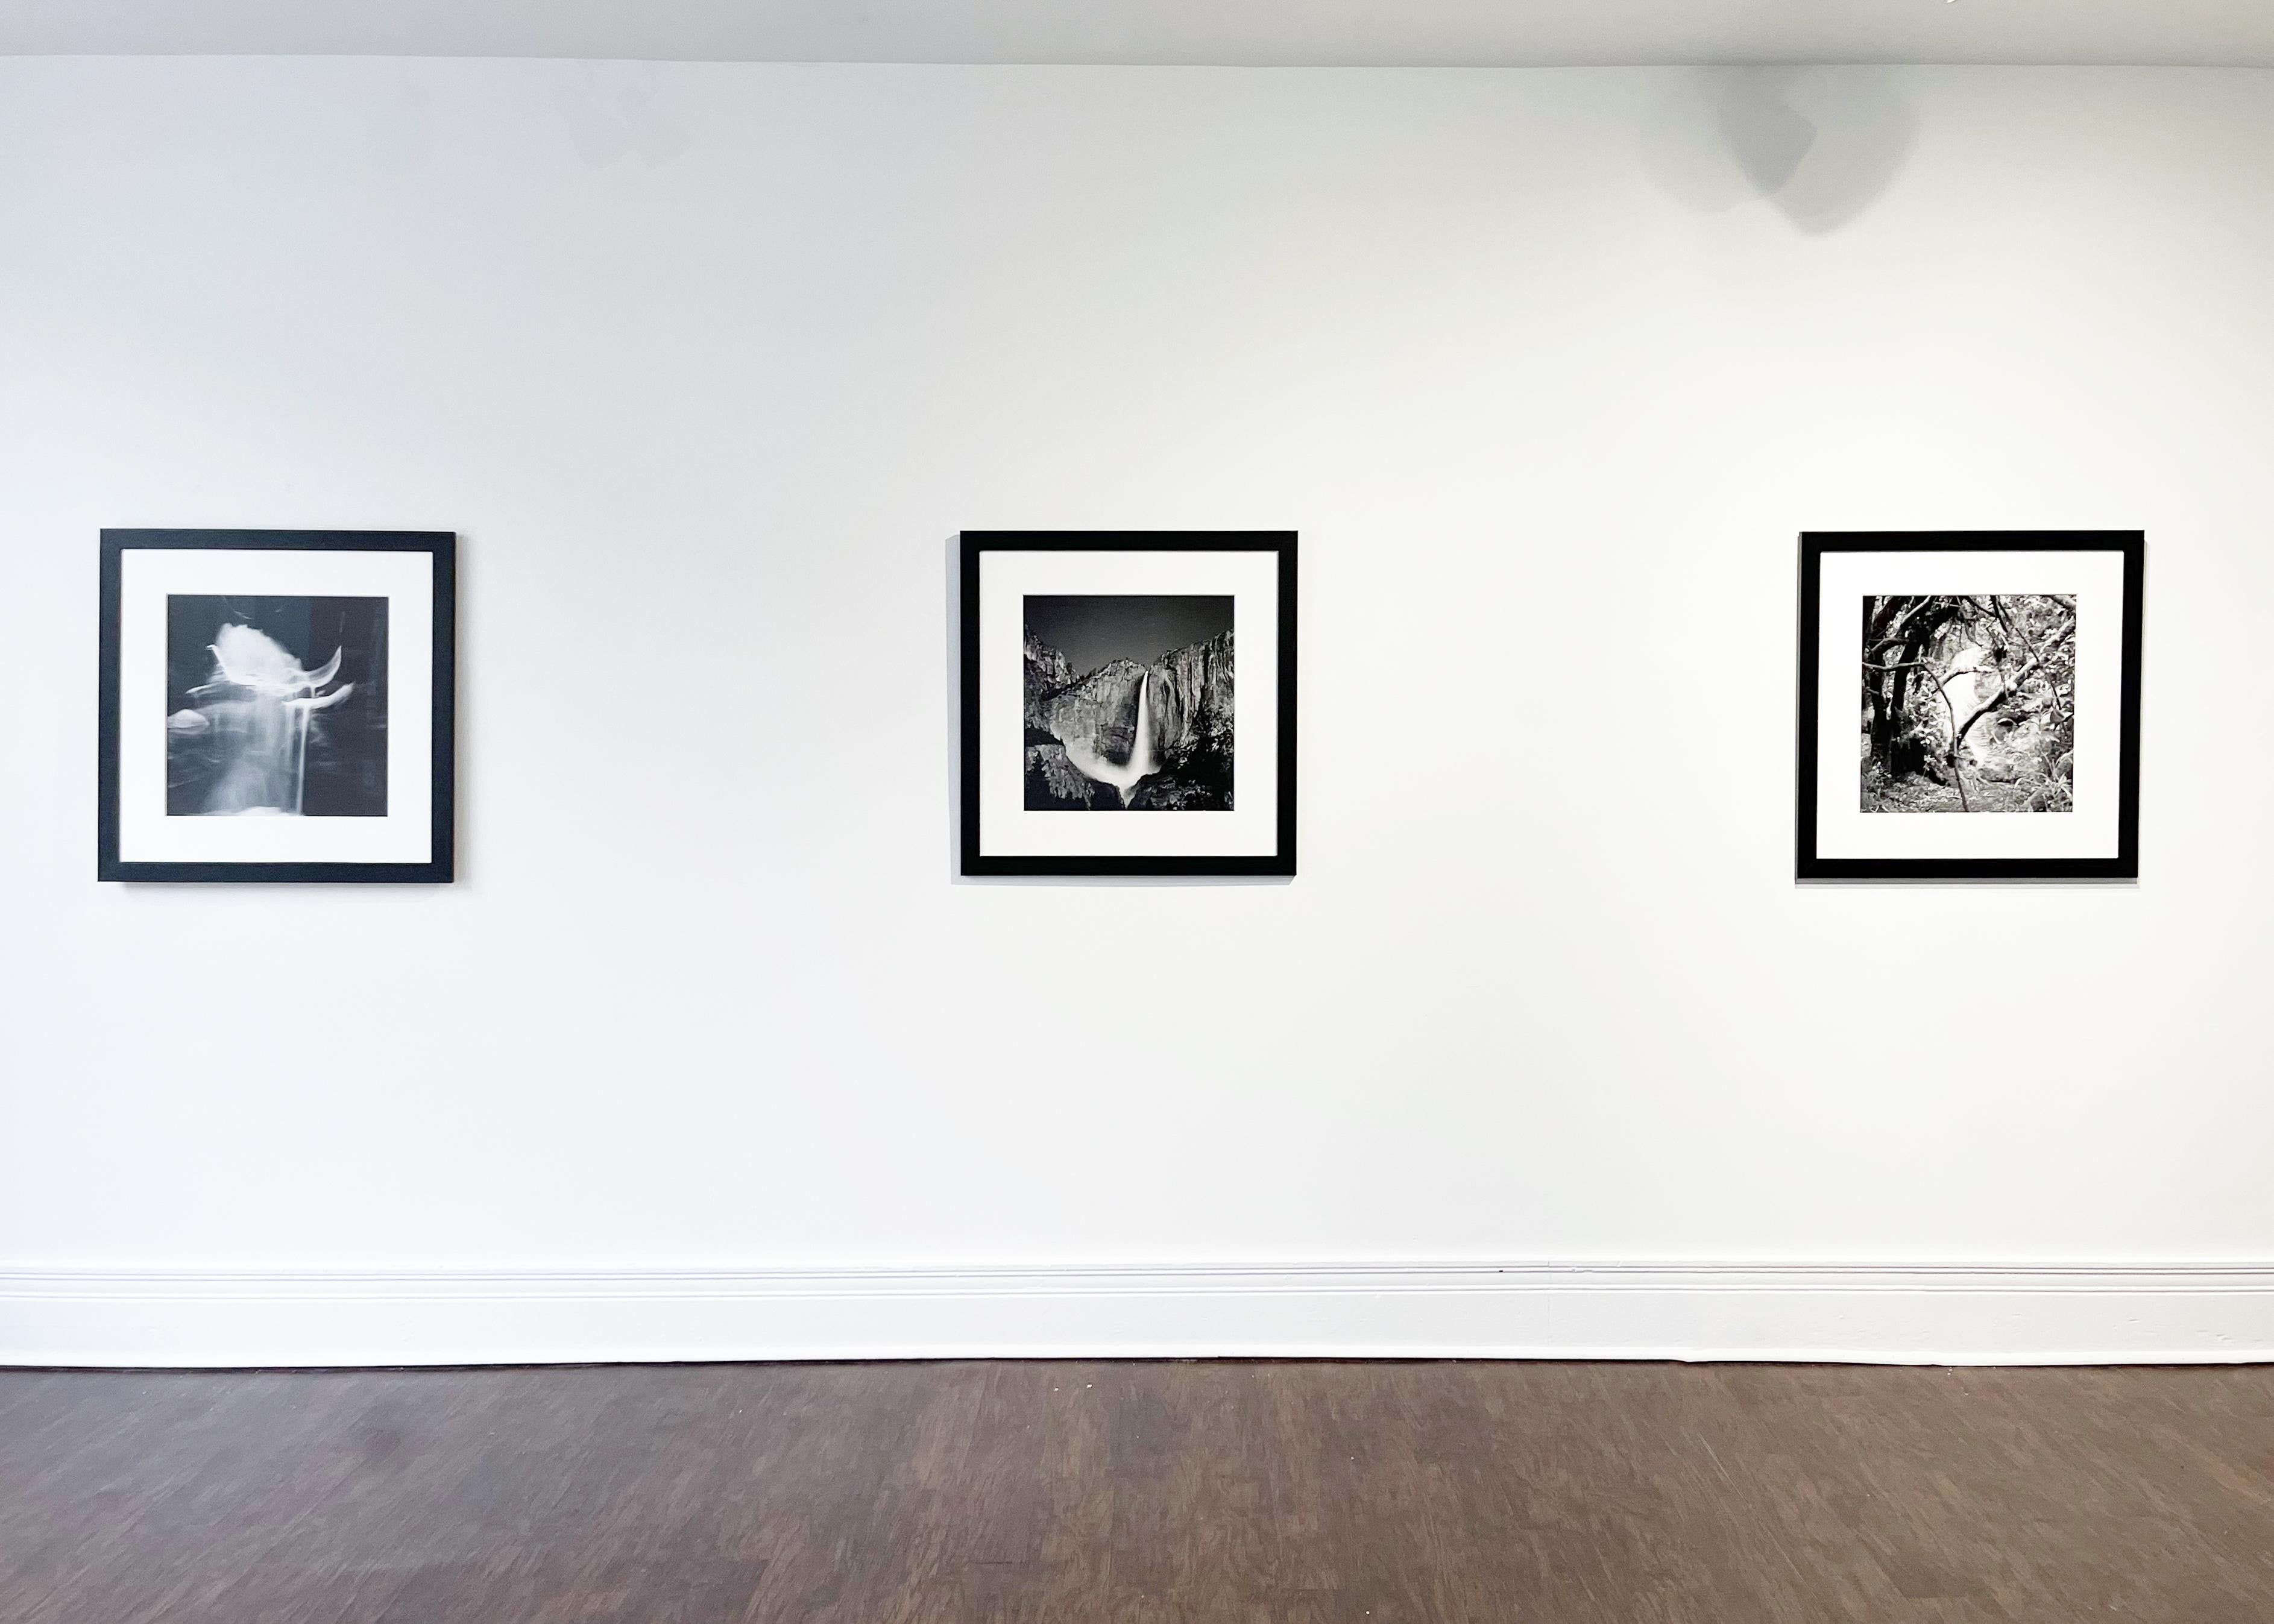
left=100, top=529, right=456, bottom=883
left=166, top=595, right=389, bottom=819
left=962, top=531, right=1296, bottom=877
left=1860, top=593, right=2075, bottom=815
left=1023, top=594, right=1233, bottom=811
left=1798, top=532, right=2142, bottom=882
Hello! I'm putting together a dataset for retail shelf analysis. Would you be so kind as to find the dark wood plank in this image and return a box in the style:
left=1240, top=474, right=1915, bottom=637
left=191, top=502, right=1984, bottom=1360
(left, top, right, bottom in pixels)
left=4, top=1362, right=2273, bottom=1622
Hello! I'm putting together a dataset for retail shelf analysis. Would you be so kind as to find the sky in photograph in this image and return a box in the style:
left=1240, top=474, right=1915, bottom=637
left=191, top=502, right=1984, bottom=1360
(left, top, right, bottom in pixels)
left=1024, top=594, right=1232, bottom=675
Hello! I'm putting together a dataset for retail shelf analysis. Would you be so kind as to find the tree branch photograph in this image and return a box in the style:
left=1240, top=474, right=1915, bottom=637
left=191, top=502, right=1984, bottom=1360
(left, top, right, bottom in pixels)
left=1796, top=531, right=2142, bottom=882
left=1860, top=593, right=2076, bottom=815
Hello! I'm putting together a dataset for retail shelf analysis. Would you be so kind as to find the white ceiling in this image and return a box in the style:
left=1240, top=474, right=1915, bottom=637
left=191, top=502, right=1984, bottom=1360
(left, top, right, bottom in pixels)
left=4, top=0, right=2272, bottom=68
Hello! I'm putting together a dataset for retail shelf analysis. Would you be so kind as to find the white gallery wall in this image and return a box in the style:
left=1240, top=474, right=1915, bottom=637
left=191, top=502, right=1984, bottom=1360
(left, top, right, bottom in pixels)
left=4, top=57, right=2273, bottom=1364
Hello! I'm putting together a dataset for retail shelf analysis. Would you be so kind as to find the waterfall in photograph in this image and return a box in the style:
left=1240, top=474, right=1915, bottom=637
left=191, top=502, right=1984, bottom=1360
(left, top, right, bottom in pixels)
left=166, top=596, right=391, bottom=818
left=1060, top=672, right=1159, bottom=804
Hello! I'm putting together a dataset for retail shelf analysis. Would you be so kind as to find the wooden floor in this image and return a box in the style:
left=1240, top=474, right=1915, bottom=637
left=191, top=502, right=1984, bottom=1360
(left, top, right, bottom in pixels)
left=5, top=1361, right=2274, bottom=1622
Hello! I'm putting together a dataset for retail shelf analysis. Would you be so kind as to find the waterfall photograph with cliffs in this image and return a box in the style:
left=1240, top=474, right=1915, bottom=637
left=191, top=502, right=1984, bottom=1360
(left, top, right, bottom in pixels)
left=1022, top=594, right=1233, bottom=810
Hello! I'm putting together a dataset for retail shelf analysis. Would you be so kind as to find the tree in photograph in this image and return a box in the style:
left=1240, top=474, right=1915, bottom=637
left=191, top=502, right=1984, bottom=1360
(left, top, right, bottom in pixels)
left=1860, top=594, right=2076, bottom=813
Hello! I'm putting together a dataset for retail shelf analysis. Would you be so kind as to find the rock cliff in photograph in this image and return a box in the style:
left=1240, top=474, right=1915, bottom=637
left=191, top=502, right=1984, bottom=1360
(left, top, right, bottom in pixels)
left=1022, top=629, right=1233, bottom=811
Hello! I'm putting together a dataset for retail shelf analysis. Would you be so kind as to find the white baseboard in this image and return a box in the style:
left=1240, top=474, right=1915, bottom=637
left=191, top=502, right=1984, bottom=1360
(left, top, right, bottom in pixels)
left=5, top=1262, right=2273, bottom=1368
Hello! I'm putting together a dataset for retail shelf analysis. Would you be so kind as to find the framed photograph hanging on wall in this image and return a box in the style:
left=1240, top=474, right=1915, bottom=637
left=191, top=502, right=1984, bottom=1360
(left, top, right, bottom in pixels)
left=1797, top=530, right=2143, bottom=881
left=960, top=530, right=1296, bottom=877
left=99, top=529, right=456, bottom=883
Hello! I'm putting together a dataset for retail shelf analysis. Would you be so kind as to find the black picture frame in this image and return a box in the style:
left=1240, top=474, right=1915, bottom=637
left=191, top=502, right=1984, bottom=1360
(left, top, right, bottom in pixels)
left=1797, top=530, right=2143, bottom=882
left=960, top=530, right=1297, bottom=878
left=98, top=528, right=457, bottom=883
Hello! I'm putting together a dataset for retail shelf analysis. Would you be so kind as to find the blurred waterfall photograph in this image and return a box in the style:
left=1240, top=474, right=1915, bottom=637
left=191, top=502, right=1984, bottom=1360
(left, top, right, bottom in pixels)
left=1860, top=593, right=2077, bottom=814
left=165, top=594, right=389, bottom=818
left=1022, top=594, right=1234, bottom=810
